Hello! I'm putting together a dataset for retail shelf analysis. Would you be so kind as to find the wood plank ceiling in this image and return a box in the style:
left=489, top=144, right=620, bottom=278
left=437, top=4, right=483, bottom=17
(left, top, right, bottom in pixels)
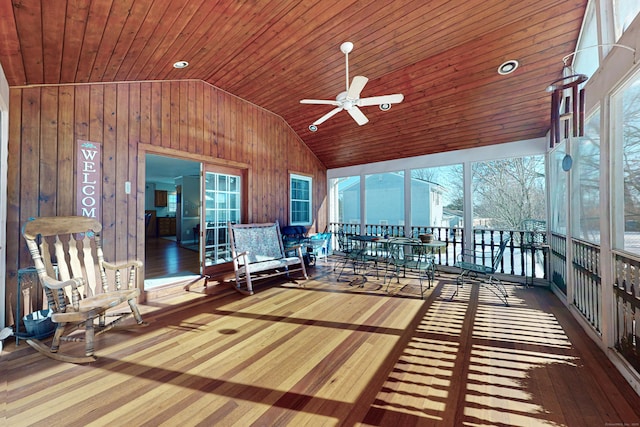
left=0, top=0, right=587, bottom=169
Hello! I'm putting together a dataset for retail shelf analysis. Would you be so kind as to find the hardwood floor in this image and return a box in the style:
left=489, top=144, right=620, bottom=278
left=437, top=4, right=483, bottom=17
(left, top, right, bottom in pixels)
left=4, top=260, right=640, bottom=426
left=145, top=236, right=200, bottom=279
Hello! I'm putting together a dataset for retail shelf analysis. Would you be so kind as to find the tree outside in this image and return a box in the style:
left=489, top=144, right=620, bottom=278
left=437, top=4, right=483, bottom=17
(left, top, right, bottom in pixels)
left=620, top=73, right=640, bottom=255
left=472, top=156, right=546, bottom=230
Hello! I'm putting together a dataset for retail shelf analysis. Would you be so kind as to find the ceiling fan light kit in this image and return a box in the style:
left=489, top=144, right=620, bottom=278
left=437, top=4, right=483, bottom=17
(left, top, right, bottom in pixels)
left=300, top=42, right=404, bottom=130
left=340, top=41, right=354, bottom=54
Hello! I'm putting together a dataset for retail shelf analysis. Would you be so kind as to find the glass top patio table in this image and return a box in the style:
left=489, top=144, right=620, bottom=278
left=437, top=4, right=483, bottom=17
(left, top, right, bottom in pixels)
left=347, top=235, right=446, bottom=253
left=344, top=236, right=446, bottom=292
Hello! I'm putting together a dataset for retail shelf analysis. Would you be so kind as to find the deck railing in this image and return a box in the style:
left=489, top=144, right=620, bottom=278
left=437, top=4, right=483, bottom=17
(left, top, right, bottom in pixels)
left=572, top=238, right=602, bottom=332
left=329, top=223, right=549, bottom=279
left=550, top=232, right=567, bottom=294
left=614, top=252, right=640, bottom=372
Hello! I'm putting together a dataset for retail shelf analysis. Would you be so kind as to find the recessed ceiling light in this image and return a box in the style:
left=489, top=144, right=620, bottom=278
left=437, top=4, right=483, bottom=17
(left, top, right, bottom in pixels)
left=173, top=61, right=189, bottom=69
left=498, top=60, right=519, bottom=75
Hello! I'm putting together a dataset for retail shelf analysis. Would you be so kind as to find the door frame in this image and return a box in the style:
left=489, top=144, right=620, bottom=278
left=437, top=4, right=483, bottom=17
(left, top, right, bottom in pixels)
left=0, top=66, right=8, bottom=328
left=137, top=144, right=250, bottom=296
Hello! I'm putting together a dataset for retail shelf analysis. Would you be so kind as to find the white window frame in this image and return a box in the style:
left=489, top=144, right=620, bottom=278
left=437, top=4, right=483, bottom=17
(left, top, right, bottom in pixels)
left=167, top=192, right=177, bottom=214
left=290, top=173, right=312, bottom=225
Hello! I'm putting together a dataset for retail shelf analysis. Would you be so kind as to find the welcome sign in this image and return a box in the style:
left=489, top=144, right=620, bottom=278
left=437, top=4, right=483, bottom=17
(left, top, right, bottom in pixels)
left=76, top=140, right=102, bottom=222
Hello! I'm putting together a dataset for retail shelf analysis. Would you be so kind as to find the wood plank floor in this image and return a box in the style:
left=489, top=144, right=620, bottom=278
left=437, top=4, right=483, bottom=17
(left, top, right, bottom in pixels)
left=4, top=259, right=640, bottom=426
left=145, top=237, right=200, bottom=279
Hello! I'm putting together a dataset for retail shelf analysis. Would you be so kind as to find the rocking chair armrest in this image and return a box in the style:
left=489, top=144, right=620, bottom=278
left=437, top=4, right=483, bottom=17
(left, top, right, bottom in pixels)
left=292, top=244, right=306, bottom=257
left=102, top=259, right=143, bottom=271
left=232, top=251, right=249, bottom=262
left=41, top=275, right=85, bottom=291
left=41, top=276, right=85, bottom=312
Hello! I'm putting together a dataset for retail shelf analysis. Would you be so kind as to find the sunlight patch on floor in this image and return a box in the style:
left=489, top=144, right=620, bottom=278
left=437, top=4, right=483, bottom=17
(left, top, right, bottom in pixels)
left=144, top=272, right=201, bottom=289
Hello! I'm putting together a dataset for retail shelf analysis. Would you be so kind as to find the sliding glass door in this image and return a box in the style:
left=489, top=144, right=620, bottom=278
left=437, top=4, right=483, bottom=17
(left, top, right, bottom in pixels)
left=202, top=171, right=242, bottom=267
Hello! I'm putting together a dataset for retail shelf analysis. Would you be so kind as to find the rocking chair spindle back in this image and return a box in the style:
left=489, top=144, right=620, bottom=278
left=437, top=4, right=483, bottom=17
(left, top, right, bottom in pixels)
left=22, top=216, right=146, bottom=363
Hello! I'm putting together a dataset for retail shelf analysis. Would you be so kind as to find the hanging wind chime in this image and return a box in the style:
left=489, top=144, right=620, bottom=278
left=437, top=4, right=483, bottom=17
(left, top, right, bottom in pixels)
left=546, top=72, right=588, bottom=149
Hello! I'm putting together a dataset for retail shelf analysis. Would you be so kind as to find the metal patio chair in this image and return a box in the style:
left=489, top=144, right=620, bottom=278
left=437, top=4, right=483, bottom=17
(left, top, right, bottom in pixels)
left=454, top=236, right=511, bottom=306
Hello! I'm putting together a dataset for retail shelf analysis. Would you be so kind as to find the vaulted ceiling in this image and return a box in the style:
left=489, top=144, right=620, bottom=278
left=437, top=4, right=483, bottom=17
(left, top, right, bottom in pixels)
left=0, top=0, right=587, bottom=169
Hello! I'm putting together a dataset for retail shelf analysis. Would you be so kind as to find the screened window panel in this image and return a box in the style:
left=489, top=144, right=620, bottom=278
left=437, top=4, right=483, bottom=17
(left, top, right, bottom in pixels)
left=614, top=0, right=640, bottom=39
left=410, top=165, right=463, bottom=230
left=573, top=1, right=599, bottom=78
left=550, top=145, right=568, bottom=235
left=616, top=72, right=640, bottom=255
left=365, top=172, right=404, bottom=226
left=572, top=110, right=601, bottom=243
left=472, top=157, right=546, bottom=230
left=331, top=176, right=361, bottom=225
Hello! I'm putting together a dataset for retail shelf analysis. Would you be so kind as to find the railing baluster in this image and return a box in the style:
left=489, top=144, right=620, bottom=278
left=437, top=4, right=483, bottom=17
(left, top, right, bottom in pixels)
left=330, top=222, right=549, bottom=277
left=614, top=255, right=640, bottom=372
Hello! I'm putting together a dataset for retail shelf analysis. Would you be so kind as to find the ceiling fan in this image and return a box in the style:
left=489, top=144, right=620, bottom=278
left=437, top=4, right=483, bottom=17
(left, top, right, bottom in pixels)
left=300, top=42, right=404, bottom=131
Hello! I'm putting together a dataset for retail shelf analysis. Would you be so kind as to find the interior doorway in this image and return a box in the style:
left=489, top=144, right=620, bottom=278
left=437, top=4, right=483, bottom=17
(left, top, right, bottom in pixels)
left=144, top=153, right=201, bottom=288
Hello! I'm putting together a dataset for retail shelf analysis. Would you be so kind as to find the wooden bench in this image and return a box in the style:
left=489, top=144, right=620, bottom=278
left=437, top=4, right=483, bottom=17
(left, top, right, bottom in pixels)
left=228, top=221, right=308, bottom=295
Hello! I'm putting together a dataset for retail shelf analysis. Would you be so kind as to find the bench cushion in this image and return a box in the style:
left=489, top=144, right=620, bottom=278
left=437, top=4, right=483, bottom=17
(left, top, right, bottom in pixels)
left=232, top=224, right=283, bottom=264
left=237, top=256, right=304, bottom=274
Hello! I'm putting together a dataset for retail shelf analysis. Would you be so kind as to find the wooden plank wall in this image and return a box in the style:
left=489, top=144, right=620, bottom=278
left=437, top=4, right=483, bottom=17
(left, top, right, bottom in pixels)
left=4, top=79, right=327, bottom=325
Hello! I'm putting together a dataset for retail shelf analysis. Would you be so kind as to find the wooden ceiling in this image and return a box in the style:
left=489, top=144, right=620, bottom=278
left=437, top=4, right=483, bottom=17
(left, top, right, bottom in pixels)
left=0, top=0, right=587, bottom=169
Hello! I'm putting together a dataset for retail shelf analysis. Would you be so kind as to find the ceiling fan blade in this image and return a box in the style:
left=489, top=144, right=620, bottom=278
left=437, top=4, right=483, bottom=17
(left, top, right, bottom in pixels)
left=300, top=99, right=341, bottom=106
left=313, top=107, right=343, bottom=125
left=346, top=75, right=368, bottom=100
left=347, top=106, right=369, bottom=125
left=357, top=93, right=404, bottom=107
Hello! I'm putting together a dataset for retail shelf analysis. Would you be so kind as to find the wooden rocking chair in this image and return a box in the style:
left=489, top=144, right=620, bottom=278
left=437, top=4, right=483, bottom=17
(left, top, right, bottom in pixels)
left=22, top=216, right=146, bottom=363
